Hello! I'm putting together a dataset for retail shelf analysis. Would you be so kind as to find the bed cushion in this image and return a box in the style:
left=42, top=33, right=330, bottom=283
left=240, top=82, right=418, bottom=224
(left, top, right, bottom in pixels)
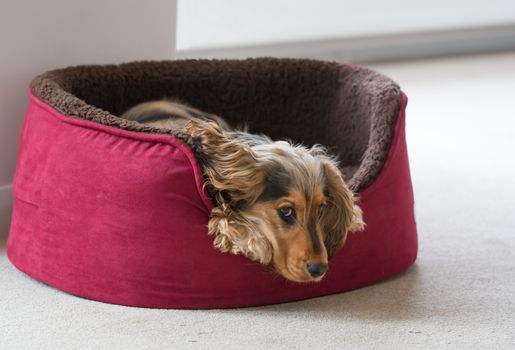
left=7, top=58, right=417, bottom=308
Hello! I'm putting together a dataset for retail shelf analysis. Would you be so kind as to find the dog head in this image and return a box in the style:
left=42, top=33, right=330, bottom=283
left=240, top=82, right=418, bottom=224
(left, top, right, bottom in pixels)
left=187, top=120, right=364, bottom=282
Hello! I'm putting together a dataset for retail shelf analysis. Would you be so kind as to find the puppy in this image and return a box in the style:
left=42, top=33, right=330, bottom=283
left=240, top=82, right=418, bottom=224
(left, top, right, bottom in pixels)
left=122, top=100, right=364, bottom=282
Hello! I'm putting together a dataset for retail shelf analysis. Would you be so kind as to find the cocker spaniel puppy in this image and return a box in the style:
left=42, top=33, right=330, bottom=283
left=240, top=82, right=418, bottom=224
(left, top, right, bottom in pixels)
left=122, top=100, right=364, bottom=282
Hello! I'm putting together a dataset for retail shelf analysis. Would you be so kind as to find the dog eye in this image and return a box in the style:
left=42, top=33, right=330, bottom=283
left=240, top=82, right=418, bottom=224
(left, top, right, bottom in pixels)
left=278, top=207, right=295, bottom=223
left=280, top=207, right=294, bottom=217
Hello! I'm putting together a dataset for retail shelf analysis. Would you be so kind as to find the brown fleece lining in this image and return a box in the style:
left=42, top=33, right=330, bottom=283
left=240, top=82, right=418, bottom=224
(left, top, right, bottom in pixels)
left=30, top=58, right=401, bottom=192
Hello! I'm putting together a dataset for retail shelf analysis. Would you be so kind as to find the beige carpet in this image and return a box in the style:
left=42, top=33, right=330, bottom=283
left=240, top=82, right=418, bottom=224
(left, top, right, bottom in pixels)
left=1, top=52, right=514, bottom=349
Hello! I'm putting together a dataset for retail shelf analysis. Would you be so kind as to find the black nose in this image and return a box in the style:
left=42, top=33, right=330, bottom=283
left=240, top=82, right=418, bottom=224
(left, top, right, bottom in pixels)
left=306, top=262, right=328, bottom=277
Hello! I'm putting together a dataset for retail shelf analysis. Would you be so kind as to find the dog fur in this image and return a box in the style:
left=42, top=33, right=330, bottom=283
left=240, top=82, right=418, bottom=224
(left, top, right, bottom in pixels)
left=122, top=100, right=364, bottom=282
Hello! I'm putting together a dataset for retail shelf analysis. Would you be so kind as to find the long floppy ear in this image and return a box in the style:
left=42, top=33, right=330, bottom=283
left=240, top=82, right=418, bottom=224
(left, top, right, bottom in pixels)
left=208, top=207, right=272, bottom=264
left=185, top=120, right=266, bottom=206
left=185, top=120, right=272, bottom=263
left=320, top=159, right=365, bottom=259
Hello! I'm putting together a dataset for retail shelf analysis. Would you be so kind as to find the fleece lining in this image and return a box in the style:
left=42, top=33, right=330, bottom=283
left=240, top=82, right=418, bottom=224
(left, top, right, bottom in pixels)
left=30, top=58, right=401, bottom=192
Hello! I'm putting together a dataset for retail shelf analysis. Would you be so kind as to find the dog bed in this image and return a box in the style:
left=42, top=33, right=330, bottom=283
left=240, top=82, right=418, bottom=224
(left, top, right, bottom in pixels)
left=7, top=58, right=417, bottom=309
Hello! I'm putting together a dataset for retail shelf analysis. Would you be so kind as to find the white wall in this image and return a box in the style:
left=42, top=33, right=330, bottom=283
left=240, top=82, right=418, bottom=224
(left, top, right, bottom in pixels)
left=177, top=0, right=515, bottom=50
left=0, top=0, right=177, bottom=235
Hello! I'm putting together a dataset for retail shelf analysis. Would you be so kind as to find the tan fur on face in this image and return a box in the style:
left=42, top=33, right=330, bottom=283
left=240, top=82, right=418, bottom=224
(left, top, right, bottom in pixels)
left=248, top=189, right=329, bottom=282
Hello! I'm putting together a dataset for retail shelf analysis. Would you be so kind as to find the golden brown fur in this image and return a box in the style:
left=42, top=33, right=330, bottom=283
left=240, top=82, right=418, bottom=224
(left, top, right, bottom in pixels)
left=122, top=100, right=364, bottom=282
left=122, top=100, right=230, bottom=130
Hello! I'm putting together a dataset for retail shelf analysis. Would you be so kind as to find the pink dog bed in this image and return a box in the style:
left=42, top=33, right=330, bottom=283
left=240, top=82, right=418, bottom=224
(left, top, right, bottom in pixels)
left=7, top=59, right=417, bottom=308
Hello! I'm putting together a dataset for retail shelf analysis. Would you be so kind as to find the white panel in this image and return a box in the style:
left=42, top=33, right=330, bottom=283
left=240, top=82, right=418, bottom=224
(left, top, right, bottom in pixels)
left=177, top=0, right=515, bottom=50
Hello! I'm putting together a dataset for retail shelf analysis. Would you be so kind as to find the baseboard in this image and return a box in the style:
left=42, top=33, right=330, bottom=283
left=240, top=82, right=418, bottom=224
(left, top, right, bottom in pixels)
left=176, top=24, right=515, bottom=62
left=0, top=184, right=13, bottom=237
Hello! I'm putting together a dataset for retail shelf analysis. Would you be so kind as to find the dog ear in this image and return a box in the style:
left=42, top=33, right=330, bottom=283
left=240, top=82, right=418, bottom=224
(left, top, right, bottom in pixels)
left=186, top=120, right=272, bottom=263
left=320, top=159, right=364, bottom=259
left=186, top=120, right=266, bottom=207
left=208, top=207, right=273, bottom=264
